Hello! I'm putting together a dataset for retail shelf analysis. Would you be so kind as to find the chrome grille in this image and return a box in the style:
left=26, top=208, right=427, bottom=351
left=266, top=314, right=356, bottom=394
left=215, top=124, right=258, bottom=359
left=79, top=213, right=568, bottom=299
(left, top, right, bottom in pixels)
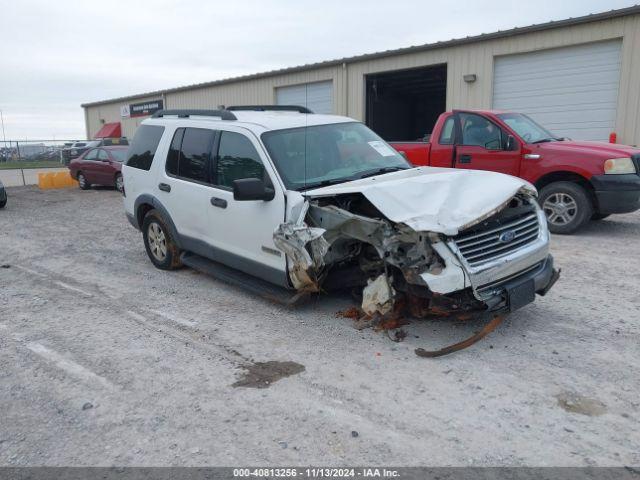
left=454, top=208, right=540, bottom=267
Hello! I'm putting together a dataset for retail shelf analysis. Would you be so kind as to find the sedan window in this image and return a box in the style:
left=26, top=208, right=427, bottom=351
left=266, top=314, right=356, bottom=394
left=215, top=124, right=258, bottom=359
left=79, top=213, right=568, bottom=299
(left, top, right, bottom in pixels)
left=109, top=149, right=128, bottom=163
left=84, top=149, right=98, bottom=160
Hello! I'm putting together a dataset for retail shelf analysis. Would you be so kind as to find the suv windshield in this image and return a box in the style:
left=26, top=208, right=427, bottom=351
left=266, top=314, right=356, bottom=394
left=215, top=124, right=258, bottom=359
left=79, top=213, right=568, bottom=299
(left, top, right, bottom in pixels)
left=261, top=122, right=410, bottom=190
left=497, top=113, right=560, bottom=144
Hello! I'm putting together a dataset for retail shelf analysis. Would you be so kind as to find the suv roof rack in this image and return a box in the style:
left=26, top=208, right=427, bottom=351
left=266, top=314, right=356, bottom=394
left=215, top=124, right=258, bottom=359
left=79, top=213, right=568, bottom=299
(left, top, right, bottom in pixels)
left=151, top=109, right=237, bottom=120
left=227, top=105, right=314, bottom=114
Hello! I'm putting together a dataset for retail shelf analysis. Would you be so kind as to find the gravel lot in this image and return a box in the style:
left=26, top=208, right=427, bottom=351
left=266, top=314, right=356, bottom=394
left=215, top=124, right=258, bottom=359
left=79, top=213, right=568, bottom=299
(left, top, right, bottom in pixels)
left=0, top=185, right=639, bottom=467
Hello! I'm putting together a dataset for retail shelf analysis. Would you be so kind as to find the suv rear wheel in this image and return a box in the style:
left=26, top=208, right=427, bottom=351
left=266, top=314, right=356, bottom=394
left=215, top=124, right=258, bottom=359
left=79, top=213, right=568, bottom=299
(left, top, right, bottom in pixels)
left=539, top=181, right=593, bottom=234
left=142, top=210, right=182, bottom=270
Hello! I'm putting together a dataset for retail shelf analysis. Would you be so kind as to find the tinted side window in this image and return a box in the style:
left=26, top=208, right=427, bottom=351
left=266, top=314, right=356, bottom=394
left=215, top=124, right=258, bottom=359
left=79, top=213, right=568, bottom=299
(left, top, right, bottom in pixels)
left=460, top=113, right=503, bottom=149
left=84, top=149, right=98, bottom=160
left=215, top=132, right=265, bottom=189
left=126, top=125, right=165, bottom=170
left=97, top=149, right=109, bottom=160
left=166, top=128, right=184, bottom=176
left=439, top=117, right=455, bottom=145
left=178, top=128, right=215, bottom=183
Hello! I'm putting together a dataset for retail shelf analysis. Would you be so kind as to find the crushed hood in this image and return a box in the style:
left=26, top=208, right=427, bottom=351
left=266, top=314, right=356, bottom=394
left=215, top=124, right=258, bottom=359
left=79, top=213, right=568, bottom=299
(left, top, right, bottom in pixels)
left=303, top=167, right=535, bottom=236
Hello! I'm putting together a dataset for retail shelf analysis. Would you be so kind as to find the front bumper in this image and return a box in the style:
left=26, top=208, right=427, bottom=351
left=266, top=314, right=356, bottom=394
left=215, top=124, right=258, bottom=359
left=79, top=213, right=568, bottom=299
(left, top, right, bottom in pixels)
left=482, top=254, right=559, bottom=313
left=590, top=174, right=640, bottom=214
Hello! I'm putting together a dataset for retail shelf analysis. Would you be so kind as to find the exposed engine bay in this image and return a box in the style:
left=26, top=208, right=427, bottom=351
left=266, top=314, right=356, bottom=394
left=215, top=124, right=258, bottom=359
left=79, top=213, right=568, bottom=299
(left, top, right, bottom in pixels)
left=274, top=187, right=546, bottom=320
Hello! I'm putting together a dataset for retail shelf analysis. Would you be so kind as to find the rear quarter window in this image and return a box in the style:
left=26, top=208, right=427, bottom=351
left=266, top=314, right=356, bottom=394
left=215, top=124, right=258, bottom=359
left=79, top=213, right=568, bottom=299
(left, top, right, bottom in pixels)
left=126, top=125, right=165, bottom=171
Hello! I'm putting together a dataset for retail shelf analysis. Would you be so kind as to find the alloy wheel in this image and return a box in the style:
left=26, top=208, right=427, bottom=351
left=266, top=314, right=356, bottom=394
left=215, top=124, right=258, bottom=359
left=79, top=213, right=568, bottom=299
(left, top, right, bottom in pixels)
left=543, top=193, right=578, bottom=226
left=147, top=222, right=167, bottom=261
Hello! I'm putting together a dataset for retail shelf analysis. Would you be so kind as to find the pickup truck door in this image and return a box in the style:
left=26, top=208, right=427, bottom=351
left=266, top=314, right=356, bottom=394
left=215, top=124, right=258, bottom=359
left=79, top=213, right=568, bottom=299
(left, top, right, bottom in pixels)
left=452, top=112, right=521, bottom=176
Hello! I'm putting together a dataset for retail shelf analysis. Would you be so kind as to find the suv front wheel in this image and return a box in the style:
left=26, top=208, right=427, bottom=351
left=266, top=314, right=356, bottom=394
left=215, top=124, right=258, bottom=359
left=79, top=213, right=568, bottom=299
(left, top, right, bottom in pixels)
left=539, top=181, right=593, bottom=234
left=142, top=210, right=182, bottom=270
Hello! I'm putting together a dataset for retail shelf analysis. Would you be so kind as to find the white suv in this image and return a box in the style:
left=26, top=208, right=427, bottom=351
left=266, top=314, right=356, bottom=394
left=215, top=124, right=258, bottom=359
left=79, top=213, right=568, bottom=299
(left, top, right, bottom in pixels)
left=122, top=106, right=558, bottom=316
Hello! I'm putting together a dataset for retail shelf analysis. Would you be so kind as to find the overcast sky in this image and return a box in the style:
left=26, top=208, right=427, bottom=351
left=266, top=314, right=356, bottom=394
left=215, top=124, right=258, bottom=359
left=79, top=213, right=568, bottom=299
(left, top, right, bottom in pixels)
left=0, top=0, right=635, bottom=140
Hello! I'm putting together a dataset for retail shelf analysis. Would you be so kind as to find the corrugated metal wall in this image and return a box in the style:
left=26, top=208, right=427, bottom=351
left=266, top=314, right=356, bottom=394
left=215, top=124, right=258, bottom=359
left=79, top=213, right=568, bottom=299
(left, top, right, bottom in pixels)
left=85, top=14, right=640, bottom=145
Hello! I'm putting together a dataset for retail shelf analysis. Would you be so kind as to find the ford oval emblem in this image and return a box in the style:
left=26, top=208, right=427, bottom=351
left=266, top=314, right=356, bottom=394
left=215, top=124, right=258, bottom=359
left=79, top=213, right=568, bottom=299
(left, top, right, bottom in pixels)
left=499, top=230, right=516, bottom=243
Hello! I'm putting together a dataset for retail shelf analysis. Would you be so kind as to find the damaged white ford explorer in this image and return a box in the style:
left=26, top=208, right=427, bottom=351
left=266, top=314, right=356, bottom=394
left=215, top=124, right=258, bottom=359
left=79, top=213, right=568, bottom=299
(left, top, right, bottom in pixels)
left=122, top=106, right=559, bottom=318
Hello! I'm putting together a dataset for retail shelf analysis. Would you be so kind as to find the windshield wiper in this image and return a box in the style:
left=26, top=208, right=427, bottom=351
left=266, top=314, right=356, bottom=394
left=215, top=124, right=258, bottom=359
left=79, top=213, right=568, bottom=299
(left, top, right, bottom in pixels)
left=357, top=166, right=409, bottom=179
left=297, top=166, right=409, bottom=191
left=297, top=178, right=351, bottom=191
left=531, top=138, right=556, bottom=144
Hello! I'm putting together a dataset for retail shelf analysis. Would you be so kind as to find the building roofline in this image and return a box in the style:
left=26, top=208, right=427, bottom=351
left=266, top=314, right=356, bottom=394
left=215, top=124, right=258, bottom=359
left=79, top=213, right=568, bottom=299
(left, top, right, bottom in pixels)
left=81, top=4, right=640, bottom=108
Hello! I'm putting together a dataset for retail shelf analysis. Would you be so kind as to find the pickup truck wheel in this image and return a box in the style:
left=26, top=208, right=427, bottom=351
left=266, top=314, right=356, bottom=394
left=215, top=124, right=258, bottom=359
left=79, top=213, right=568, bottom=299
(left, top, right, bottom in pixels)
left=142, top=210, right=182, bottom=270
left=591, top=213, right=610, bottom=221
left=539, top=182, right=593, bottom=234
left=77, top=172, right=90, bottom=190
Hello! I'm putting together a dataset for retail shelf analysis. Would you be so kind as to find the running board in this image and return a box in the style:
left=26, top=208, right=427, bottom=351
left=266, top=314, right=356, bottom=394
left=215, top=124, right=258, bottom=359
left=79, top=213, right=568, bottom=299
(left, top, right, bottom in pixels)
left=180, top=252, right=306, bottom=306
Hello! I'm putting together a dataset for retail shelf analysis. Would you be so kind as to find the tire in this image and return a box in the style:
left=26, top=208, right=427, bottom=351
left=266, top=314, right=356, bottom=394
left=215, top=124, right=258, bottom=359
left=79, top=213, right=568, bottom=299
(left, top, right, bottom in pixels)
left=114, top=173, right=124, bottom=193
left=0, top=199, right=6, bottom=209
left=539, top=181, right=593, bottom=235
left=77, top=172, right=90, bottom=190
left=591, top=213, right=610, bottom=221
left=142, top=209, right=182, bottom=270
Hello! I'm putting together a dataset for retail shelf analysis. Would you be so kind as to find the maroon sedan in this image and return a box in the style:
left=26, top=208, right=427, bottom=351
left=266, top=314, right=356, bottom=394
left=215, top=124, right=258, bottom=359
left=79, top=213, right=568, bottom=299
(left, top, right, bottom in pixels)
left=68, top=146, right=128, bottom=192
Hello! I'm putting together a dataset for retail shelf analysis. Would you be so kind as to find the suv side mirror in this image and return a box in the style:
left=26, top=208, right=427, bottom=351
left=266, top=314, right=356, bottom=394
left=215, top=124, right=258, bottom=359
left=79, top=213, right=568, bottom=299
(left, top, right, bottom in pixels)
left=506, top=135, right=517, bottom=151
left=233, top=178, right=275, bottom=201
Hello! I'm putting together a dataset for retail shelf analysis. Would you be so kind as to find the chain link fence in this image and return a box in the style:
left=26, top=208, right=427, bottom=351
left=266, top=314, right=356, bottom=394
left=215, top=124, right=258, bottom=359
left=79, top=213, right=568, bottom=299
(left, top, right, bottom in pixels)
left=0, top=139, right=81, bottom=164
left=0, top=139, right=80, bottom=186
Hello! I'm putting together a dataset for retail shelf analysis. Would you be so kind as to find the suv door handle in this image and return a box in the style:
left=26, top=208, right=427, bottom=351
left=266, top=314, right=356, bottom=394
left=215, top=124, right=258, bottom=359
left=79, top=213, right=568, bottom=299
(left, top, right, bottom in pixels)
left=158, top=183, right=171, bottom=192
left=210, top=197, right=227, bottom=209
left=459, top=154, right=472, bottom=164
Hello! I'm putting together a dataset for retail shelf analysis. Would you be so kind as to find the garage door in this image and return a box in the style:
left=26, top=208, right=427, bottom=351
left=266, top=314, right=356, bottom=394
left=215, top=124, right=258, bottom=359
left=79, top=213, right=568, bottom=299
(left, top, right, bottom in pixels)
left=276, top=81, right=333, bottom=114
left=493, top=40, right=621, bottom=141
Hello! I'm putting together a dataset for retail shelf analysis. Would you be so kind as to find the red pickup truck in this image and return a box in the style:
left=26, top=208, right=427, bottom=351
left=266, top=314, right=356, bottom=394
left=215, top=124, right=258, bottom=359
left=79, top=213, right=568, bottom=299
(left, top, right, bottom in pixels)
left=390, top=110, right=640, bottom=234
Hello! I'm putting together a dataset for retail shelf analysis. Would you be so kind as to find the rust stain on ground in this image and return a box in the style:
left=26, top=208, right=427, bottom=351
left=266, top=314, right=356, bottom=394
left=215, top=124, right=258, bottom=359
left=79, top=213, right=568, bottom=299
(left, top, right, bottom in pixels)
left=556, top=391, right=607, bottom=416
left=336, top=307, right=362, bottom=320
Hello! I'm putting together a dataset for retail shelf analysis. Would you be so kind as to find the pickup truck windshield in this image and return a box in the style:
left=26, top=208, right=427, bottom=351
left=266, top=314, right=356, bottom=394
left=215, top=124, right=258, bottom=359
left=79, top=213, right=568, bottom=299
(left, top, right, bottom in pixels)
left=497, top=113, right=560, bottom=144
left=262, top=122, right=410, bottom=191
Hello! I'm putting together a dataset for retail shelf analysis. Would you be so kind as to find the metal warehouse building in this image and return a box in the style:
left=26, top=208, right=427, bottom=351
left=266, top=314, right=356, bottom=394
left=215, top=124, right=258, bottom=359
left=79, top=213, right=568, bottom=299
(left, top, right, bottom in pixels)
left=83, top=5, right=640, bottom=145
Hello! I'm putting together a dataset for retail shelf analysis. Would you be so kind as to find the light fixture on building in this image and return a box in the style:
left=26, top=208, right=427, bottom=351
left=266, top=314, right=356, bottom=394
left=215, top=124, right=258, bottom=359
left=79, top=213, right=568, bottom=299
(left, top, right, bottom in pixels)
left=463, top=74, right=477, bottom=83
left=99, top=118, right=106, bottom=124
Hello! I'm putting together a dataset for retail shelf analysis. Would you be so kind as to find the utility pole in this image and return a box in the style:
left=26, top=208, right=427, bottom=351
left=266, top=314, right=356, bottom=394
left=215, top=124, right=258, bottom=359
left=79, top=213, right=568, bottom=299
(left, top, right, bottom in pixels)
left=0, top=109, right=6, bottom=146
